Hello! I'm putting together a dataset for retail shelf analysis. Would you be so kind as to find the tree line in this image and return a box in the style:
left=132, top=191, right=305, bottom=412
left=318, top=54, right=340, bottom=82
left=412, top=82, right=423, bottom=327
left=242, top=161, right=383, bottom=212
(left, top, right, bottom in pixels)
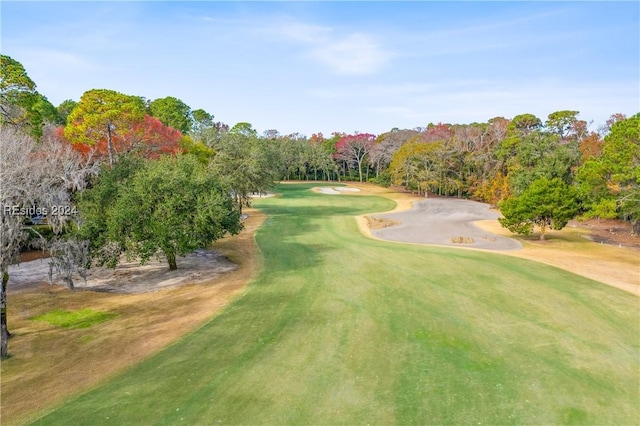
left=1, top=54, right=638, bottom=358
left=3, top=53, right=636, bottom=229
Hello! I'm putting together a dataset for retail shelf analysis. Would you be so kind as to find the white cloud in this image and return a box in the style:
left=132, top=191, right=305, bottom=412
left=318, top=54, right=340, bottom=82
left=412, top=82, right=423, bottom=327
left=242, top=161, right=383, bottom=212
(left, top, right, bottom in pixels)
left=262, top=17, right=392, bottom=75
left=308, top=33, right=391, bottom=75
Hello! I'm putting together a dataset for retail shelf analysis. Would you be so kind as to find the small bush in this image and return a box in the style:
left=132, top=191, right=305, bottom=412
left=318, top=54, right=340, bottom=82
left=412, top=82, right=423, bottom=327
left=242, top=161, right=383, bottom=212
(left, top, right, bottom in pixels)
left=450, top=236, right=475, bottom=244
left=369, top=172, right=392, bottom=188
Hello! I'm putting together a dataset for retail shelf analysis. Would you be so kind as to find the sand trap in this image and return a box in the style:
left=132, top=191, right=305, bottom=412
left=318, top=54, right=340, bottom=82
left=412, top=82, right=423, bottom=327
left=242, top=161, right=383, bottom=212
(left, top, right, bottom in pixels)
left=370, top=197, right=521, bottom=251
left=315, top=186, right=361, bottom=195
left=316, top=187, right=341, bottom=194
left=7, top=249, right=237, bottom=294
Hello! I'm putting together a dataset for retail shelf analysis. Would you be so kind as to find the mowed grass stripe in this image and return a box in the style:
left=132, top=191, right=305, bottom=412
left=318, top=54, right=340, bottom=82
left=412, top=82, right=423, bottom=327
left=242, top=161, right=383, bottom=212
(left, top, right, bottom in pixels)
left=31, top=183, right=639, bottom=425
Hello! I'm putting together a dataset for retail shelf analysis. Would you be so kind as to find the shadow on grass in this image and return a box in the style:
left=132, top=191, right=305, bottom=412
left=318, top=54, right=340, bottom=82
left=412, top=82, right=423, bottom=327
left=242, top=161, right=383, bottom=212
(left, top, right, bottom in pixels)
left=258, top=239, right=335, bottom=274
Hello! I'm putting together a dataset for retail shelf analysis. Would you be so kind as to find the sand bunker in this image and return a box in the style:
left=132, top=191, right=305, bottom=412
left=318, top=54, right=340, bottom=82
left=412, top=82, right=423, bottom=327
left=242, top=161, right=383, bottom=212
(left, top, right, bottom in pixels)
left=8, top=249, right=237, bottom=294
left=370, top=197, right=521, bottom=251
left=316, top=187, right=341, bottom=194
left=315, top=186, right=361, bottom=195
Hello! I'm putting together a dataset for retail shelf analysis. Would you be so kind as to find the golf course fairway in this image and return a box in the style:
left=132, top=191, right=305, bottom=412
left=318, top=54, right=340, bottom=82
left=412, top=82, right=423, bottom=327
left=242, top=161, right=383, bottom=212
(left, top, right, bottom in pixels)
left=30, top=183, right=639, bottom=425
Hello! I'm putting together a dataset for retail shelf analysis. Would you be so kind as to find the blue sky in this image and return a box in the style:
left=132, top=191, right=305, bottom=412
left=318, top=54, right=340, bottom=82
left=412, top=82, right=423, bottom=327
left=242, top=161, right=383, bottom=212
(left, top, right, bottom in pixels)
left=2, top=1, right=638, bottom=136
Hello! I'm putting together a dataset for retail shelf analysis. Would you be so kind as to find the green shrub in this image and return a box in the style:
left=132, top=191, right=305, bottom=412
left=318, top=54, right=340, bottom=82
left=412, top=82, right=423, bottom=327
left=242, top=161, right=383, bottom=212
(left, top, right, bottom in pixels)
left=369, top=172, right=392, bottom=187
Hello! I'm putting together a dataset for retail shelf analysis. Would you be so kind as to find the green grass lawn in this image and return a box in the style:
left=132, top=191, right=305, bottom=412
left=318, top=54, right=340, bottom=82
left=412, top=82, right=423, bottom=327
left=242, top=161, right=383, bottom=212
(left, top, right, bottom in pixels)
left=30, top=183, right=639, bottom=425
left=31, top=308, right=117, bottom=329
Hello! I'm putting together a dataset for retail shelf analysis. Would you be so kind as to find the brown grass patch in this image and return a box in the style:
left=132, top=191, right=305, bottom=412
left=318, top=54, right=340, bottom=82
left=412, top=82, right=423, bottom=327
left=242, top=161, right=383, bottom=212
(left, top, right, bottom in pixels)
left=365, top=216, right=401, bottom=229
left=450, top=236, right=475, bottom=244
left=1, top=209, right=265, bottom=425
left=474, top=219, right=639, bottom=296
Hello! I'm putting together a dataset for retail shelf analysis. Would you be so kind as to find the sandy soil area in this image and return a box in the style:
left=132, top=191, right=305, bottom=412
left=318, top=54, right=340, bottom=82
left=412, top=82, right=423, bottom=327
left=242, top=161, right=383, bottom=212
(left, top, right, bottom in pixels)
left=314, top=186, right=362, bottom=195
left=8, top=249, right=237, bottom=295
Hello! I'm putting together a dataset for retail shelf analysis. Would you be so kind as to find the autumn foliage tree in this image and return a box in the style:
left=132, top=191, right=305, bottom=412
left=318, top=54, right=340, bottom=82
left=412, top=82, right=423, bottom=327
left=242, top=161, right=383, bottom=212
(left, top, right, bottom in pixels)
left=371, top=129, right=419, bottom=179
left=388, top=140, right=441, bottom=195
left=423, top=122, right=452, bottom=142
left=335, top=133, right=375, bottom=182
left=64, top=89, right=146, bottom=167
left=68, top=112, right=183, bottom=162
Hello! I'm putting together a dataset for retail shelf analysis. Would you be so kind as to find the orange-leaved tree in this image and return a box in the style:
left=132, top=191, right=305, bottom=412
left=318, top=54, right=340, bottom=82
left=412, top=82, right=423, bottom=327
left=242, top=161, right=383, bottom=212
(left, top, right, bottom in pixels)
left=64, top=89, right=146, bottom=167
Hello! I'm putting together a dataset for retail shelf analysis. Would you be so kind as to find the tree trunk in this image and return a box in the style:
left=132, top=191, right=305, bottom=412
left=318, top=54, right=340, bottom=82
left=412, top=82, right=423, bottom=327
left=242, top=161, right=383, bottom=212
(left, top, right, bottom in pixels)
left=65, top=275, right=75, bottom=292
left=166, top=251, right=178, bottom=271
left=1, top=271, right=9, bottom=359
left=539, top=223, right=547, bottom=240
left=106, top=123, right=115, bottom=168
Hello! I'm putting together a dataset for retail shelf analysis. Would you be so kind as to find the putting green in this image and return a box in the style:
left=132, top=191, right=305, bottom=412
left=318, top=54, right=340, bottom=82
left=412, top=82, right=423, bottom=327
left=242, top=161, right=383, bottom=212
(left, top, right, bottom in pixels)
left=31, top=183, right=639, bottom=425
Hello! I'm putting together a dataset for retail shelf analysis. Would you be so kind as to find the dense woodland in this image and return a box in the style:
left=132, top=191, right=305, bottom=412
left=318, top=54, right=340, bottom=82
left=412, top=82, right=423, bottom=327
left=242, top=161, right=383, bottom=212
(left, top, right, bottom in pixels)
left=1, top=54, right=638, bottom=357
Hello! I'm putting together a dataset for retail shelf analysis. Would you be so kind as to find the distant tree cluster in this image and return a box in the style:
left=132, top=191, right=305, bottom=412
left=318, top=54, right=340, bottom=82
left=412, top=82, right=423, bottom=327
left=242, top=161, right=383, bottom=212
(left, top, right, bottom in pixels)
left=1, top=54, right=638, bottom=358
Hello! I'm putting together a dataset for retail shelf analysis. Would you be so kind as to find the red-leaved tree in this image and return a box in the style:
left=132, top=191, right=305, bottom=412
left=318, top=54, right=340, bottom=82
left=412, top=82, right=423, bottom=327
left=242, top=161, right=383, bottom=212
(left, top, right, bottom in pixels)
left=335, top=133, right=376, bottom=182
left=69, top=115, right=183, bottom=162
